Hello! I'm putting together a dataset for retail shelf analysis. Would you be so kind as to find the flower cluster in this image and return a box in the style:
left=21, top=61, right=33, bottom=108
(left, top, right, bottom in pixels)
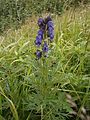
left=45, top=16, right=54, bottom=41
left=34, top=16, right=54, bottom=59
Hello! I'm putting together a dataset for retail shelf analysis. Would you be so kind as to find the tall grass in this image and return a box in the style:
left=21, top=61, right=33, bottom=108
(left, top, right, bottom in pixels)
left=0, top=5, right=90, bottom=120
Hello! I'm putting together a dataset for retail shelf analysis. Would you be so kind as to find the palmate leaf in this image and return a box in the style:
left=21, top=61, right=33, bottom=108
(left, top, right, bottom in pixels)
left=23, top=80, right=72, bottom=120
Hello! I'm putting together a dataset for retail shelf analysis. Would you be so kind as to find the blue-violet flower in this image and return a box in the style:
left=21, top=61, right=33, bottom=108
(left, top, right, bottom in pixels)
left=37, top=29, right=44, bottom=35
left=47, top=21, right=54, bottom=28
left=45, top=16, right=52, bottom=24
left=34, top=35, right=42, bottom=46
left=42, top=41, right=48, bottom=52
left=35, top=50, right=42, bottom=58
left=38, top=18, right=44, bottom=27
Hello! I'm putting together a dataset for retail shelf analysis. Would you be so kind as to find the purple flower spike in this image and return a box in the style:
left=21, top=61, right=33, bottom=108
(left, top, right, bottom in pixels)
left=47, top=21, right=53, bottom=28
left=48, top=26, right=54, bottom=31
left=37, top=29, right=43, bottom=35
left=47, top=27, right=54, bottom=36
left=45, top=16, right=52, bottom=24
left=34, top=35, right=42, bottom=46
left=42, top=41, right=48, bottom=52
left=36, top=50, right=42, bottom=58
left=34, top=16, right=54, bottom=59
left=50, top=34, right=54, bottom=40
left=34, top=39, right=40, bottom=46
left=47, top=31, right=53, bottom=36
left=38, top=18, right=44, bottom=27
left=47, top=19, right=54, bottom=40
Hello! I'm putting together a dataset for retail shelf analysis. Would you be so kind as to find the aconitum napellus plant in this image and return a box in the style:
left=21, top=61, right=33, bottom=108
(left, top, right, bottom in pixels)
left=34, top=16, right=54, bottom=59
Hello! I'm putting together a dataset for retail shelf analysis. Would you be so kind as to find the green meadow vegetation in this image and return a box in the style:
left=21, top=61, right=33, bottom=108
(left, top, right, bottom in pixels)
left=0, top=1, right=90, bottom=120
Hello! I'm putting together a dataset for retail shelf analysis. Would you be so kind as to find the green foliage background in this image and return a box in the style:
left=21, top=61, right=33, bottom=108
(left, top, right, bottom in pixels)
left=0, top=0, right=90, bottom=32
left=0, top=0, right=90, bottom=120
